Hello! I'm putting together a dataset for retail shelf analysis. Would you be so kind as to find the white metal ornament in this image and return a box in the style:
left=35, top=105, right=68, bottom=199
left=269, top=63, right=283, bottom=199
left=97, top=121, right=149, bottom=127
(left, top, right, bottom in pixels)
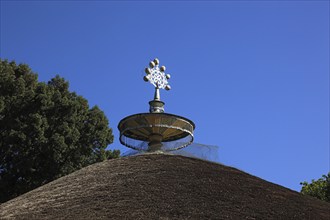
left=144, top=58, right=171, bottom=90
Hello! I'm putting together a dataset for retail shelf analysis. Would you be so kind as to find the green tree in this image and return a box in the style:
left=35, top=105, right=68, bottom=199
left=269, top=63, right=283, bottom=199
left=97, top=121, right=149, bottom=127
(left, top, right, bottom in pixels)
left=300, top=173, right=330, bottom=202
left=0, top=59, right=119, bottom=203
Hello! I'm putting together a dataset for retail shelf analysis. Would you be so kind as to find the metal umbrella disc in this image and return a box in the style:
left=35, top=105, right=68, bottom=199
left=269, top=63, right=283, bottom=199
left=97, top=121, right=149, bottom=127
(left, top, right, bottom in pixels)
left=118, top=113, right=195, bottom=151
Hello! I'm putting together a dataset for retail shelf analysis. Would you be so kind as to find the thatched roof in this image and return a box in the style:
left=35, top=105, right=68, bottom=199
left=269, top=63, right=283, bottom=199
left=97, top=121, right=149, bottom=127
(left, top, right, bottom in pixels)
left=0, top=154, right=329, bottom=219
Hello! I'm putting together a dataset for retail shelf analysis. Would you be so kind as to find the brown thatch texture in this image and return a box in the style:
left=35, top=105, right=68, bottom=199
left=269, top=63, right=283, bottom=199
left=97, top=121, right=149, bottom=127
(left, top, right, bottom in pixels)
left=0, top=154, right=329, bottom=219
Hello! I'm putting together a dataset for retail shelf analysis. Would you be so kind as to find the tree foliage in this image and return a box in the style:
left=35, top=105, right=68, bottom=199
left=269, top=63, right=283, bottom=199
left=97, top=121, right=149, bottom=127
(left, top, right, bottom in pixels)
left=0, top=59, right=119, bottom=203
left=300, top=173, right=330, bottom=202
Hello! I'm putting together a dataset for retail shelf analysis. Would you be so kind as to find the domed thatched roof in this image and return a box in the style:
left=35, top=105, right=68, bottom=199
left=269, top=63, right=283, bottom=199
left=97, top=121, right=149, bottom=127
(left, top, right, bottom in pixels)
left=0, top=154, right=329, bottom=219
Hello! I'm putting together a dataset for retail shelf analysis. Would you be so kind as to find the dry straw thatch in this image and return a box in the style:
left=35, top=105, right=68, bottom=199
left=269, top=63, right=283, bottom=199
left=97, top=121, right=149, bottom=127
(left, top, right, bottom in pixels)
left=0, top=154, right=329, bottom=219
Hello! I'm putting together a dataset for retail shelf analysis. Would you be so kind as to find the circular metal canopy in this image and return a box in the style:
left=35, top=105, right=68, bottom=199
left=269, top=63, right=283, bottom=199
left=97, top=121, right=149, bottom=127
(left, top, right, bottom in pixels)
left=118, top=113, right=195, bottom=152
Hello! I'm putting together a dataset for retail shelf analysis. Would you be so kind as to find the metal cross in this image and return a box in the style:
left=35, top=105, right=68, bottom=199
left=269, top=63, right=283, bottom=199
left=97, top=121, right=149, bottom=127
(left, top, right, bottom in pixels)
left=143, top=58, right=171, bottom=91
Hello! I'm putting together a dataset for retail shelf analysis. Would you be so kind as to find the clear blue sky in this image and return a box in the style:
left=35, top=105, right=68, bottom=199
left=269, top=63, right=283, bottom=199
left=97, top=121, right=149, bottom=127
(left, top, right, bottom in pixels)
left=1, top=1, right=329, bottom=192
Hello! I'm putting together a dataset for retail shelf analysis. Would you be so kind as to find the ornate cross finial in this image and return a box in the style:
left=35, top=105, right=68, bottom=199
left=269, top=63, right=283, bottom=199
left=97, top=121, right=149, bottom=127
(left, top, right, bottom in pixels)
left=143, top=58, right=171, bottom=90
left=143, top=58, right=171, bottom=113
